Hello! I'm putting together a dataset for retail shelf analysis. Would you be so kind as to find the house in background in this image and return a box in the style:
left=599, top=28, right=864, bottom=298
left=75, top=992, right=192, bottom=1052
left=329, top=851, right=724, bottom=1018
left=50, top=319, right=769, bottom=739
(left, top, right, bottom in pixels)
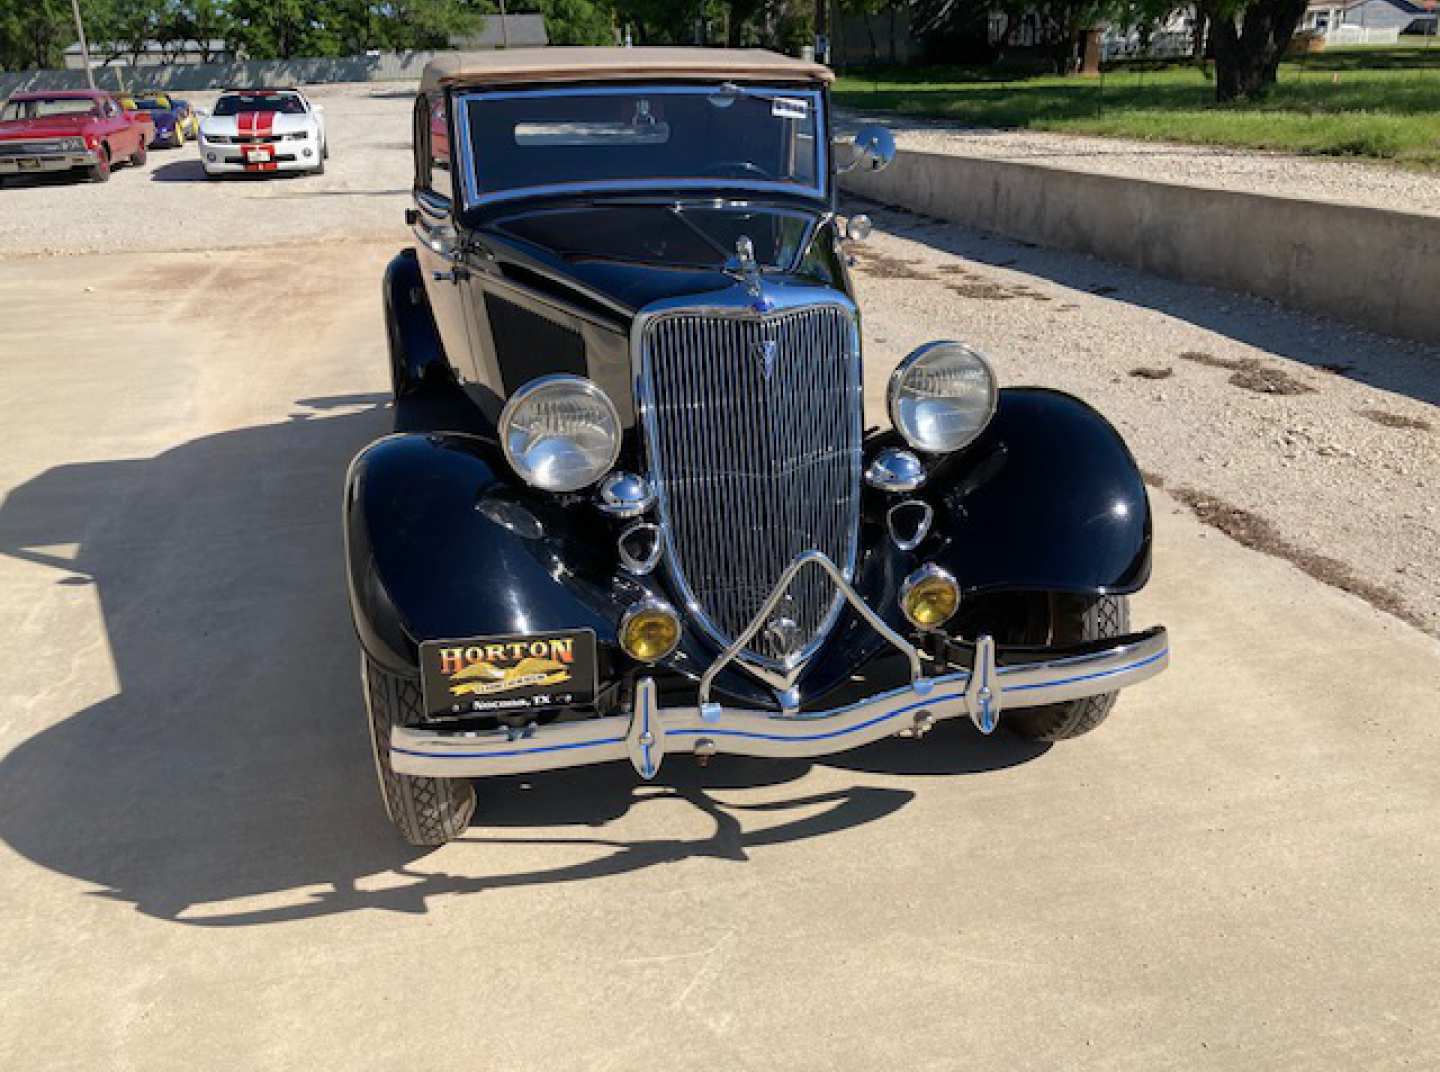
left=1302, top=0, right=1437, bottom=35
left=63, top=39, right=236, bottom=69
left=448, top=15, right=549, bottom=50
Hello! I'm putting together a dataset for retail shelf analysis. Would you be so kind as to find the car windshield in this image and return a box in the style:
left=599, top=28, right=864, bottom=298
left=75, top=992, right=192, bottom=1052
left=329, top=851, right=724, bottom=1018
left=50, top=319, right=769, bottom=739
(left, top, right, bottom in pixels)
left=0, top=97, right=98, bottom=120
left=214, top=93, right=305, bottom=116
left=461, top=84, right=823, bottom=203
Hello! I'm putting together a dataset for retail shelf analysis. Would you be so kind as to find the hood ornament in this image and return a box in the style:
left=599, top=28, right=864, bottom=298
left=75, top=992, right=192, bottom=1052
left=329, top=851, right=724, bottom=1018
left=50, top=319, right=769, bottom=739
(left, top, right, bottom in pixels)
left=728, top=235, right=772, bottom=312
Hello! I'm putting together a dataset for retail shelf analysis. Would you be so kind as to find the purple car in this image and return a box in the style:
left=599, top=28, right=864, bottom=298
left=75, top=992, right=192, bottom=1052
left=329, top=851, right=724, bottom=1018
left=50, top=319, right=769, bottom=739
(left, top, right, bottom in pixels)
left=125, top=95, right=184, bottom=148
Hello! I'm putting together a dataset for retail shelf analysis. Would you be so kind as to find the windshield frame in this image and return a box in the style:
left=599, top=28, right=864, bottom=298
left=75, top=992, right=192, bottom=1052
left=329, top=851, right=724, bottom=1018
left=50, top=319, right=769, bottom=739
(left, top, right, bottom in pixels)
left=213, top=92, right=306, bottom=117
left=453, top=83, right=830, bottom=211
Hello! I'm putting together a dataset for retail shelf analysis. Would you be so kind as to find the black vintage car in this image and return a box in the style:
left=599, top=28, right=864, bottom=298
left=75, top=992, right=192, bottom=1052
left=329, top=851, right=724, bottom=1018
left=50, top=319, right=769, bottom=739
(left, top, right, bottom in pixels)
left=345, top=47, right=1169, bottom=845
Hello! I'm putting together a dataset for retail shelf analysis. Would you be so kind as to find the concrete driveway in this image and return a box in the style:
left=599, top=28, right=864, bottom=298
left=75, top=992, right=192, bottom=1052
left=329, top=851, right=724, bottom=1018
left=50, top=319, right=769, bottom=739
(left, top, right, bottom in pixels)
left=2, top=241, right=1438, bottom=1071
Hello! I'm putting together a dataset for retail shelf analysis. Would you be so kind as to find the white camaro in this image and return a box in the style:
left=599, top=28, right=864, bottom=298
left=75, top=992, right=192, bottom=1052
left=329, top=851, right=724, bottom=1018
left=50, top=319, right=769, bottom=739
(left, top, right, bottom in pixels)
left=198, top=87, right=327, bottom=177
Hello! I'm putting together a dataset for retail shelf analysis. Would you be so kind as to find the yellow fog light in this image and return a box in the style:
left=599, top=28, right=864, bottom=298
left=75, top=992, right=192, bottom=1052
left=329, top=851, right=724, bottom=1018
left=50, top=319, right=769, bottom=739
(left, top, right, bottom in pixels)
left=900, top=565, right=960, bottom=629
left=620, top=600, right=681, bottom=662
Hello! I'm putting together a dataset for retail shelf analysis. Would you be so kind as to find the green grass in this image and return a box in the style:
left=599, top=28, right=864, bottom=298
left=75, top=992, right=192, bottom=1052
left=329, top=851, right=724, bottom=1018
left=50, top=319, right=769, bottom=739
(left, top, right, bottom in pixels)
left=833, top=45, right=1440, bottom=168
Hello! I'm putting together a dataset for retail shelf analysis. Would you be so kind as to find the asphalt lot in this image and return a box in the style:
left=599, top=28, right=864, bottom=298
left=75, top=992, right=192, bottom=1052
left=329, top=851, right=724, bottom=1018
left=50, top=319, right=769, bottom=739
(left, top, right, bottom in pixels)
left=3, top=83, right=1440, bottom=1071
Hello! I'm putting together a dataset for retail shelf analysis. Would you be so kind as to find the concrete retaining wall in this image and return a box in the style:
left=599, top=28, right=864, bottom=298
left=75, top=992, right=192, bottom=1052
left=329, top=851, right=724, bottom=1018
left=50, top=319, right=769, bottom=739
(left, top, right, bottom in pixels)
left=0, top=52, right=434, bottom=99
left=841, top=148, right=1440, bottom=346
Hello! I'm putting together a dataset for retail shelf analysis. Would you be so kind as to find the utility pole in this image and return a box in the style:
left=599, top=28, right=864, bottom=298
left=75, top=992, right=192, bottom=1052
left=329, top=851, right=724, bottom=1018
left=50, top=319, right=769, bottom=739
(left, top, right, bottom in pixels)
left=70, top=0, right=97, bottom=90
left=815, top=0, right=830, bottom=63
left=499, top=0, right=510, bottom=48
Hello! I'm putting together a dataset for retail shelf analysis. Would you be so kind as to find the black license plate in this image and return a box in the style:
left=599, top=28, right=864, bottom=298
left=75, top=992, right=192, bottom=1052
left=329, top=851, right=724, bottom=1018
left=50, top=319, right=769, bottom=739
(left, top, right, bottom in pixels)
left=419, top=630, right=597, bottom=719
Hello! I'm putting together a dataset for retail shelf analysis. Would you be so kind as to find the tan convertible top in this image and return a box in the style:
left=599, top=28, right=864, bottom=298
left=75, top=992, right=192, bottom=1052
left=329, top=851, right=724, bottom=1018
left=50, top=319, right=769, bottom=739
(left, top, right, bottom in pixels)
left=419, top=46, right=834, bottom=94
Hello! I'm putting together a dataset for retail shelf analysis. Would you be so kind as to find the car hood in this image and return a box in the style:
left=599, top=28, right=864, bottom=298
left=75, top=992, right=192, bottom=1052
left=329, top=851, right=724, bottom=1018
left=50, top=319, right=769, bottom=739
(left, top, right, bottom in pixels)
left=477, top=198, right=844, bottom=313
left=201, top=112, right=316, bottom=138
left=0, top=115, right=98, bottom=139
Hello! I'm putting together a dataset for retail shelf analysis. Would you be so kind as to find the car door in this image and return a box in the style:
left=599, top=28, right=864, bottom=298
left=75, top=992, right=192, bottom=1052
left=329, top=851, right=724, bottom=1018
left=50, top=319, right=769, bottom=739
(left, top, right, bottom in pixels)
left=98, top=96, right=128, bottom=153
left=413, top=93, right=475, bottom=385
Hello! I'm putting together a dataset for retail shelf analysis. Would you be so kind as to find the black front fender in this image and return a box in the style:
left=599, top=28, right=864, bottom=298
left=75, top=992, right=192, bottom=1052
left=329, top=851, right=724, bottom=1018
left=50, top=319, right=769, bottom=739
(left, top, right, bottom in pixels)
left=926, top=387, right=1152, bottom=595
left=344, top=432, right=624, bottom=677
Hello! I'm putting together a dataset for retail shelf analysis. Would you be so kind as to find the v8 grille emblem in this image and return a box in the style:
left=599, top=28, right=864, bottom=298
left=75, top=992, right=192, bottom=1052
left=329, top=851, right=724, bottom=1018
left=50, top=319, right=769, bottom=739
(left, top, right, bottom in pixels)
left=755, top=339, right=778, bottom=381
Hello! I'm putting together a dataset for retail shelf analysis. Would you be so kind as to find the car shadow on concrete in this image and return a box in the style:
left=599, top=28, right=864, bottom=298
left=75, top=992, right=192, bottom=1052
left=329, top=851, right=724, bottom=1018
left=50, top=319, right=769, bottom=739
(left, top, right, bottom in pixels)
left=846, top=197, right=1440, bottom=408
left=0, top=398, right=1045, bottom=927
left=0, top=169, right=98, bottom=189
left=149, top=159, right=312, bottom=183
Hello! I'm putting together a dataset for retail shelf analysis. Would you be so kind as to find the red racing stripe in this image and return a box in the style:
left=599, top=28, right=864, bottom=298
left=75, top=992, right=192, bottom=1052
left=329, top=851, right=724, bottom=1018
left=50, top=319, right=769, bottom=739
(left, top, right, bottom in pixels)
left=254, top=111, right=276, bottom=136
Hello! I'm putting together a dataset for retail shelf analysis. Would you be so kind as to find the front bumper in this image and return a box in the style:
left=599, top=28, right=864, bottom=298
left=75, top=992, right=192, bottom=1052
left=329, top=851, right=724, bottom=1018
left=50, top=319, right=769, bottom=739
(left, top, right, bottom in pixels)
left=392, top=627, right=1168, bottom=779
left=390, top=549, right=1169, bottom=780
left=200, top=140, right=318, bottom=173
left=0, top=152, right=96, bottom=174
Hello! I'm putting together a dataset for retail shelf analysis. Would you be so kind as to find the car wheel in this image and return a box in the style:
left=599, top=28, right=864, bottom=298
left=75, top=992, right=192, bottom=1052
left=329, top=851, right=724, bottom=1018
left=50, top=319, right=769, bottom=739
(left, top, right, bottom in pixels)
left=362, top=653, right=476, bottom=846
left=313, top=152, right=325, bottom=176
left=129, top=138, right=146, bottom=167
left=88, top=147, right=112, bottom=182
left=1006, top=594, right=1130, bottom=741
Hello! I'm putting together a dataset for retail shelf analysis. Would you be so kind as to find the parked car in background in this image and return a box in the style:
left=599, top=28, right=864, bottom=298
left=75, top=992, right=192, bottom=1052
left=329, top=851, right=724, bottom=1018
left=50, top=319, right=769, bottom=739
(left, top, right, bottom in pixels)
left=119, top=95, right=183, bottom=148
left=166, top=96, right=200, bottom=139
left=115, top=96, right=155, bottom=146
left=198, top=87, right=327, bottom=177
left=345, top=48, right=1169, bottom=845
left=0, top=90, right=146, bottom=183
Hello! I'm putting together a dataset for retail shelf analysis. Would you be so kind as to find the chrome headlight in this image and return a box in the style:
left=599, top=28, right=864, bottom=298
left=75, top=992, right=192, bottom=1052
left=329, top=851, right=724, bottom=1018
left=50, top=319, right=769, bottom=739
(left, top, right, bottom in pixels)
left=500, top=375, right=622, bottom=493
left=887, top=341, right=998, bottom=454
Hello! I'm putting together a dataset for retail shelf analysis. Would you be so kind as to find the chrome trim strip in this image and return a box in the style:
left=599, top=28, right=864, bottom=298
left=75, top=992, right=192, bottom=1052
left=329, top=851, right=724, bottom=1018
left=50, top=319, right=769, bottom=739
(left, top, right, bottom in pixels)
left=632, top=286, right=864, bottom=673
left=389, top=628, right=1171, bottom=778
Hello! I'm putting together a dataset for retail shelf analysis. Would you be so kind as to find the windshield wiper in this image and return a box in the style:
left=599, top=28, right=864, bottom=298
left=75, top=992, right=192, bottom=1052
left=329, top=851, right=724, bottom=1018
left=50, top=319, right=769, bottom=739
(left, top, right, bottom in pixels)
left=666, top=205, right=735, bottom=264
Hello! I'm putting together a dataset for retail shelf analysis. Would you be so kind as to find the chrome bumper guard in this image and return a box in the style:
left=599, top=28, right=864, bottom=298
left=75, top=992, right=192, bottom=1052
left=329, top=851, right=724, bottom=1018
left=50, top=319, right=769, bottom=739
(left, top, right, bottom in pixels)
left=391, top=552, right=1169, bottom=780
left=0, top=152, right=96, bottom=173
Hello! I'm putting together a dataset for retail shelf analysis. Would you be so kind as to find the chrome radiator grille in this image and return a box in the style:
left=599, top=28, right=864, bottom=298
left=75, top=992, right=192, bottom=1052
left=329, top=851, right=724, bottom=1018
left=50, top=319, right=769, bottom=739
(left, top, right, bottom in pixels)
left=641, top=302, right=862, bottom=664
left=0, top=141, right=60, bottom=157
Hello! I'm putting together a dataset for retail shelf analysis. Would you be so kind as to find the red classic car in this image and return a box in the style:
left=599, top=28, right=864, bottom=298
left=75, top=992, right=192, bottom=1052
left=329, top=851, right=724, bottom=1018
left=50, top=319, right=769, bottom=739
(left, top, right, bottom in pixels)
left=0, top=90, right=148, bottom=183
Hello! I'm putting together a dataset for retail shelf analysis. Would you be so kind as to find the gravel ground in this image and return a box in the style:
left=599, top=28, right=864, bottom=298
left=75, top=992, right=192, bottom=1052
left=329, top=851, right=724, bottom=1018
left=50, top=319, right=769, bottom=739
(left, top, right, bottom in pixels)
left=838, top=110, right=1440, bottom=217
left=0, top=81, right=414, bottom=256
left=845, top=198, right=1440, bottom=636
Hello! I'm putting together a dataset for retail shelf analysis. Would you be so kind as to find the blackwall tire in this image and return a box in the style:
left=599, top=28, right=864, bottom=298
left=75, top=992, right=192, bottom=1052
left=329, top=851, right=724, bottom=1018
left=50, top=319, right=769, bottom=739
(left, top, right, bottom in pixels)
left=1006, top=594, right=1130, bottom=741
left=129, top=140, right=146, bottom=167
left=88, top=148, right=111, bottom=182
left=362, top=653, right=476, bottom=846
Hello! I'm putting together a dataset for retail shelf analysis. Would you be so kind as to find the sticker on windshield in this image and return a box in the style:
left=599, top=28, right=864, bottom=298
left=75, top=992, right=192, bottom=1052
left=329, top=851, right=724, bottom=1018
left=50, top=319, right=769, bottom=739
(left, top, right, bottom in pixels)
left=771, top=97, right=809, bottom=120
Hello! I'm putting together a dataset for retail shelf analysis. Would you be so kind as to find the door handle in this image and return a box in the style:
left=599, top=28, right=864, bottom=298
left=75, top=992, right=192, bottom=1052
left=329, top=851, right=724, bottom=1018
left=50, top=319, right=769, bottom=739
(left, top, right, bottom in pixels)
left=433, top=267, right=470, bottom=284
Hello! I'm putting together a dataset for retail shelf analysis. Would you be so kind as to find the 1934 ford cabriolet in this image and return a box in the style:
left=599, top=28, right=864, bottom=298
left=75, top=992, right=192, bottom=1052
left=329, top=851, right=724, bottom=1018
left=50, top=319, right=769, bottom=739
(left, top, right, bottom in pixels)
left=344, top=47, right=1170, bottom=845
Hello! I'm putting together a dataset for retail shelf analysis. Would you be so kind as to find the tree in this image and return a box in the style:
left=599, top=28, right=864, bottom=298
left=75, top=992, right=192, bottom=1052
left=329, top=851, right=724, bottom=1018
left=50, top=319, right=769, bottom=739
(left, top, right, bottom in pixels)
left=1205, top=0, right=1308, bottom=100
left=0, top=0, right=72, bottom=70
left=532, top=0, right=615, bottom=45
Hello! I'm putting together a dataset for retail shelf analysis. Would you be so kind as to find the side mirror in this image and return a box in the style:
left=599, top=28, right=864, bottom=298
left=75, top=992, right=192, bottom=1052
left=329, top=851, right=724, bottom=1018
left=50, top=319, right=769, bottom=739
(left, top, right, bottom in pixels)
left=839, top=125, right=895, bottom=174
